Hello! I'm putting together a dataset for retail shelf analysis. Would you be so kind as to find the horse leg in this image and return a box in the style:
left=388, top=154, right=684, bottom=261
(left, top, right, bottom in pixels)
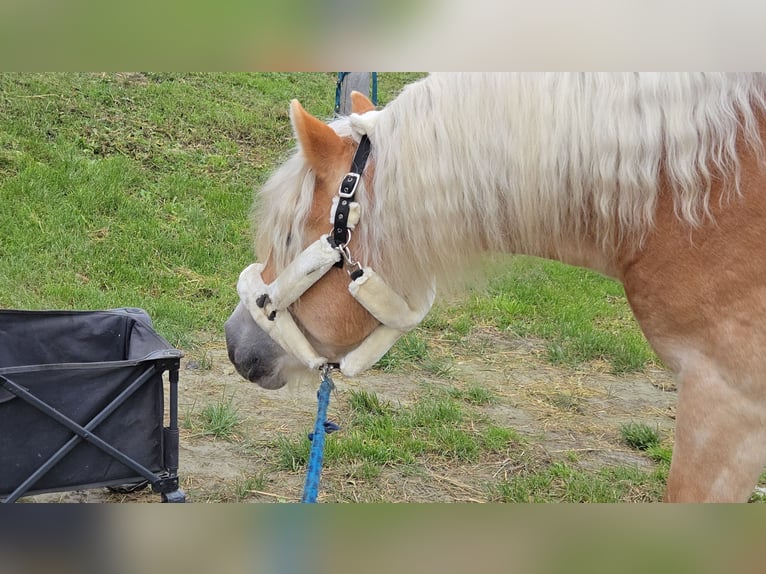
left=663, top=352, right=766, bottom=501
left=623, top=268, right=766, bottom=501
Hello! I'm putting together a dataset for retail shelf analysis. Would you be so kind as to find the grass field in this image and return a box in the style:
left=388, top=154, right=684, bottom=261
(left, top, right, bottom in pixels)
left=1, top=73, right=683, bottom=502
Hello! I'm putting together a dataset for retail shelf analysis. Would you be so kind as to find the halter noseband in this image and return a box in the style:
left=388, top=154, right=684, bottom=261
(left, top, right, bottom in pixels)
left=236, top=134, right=434, bottom=377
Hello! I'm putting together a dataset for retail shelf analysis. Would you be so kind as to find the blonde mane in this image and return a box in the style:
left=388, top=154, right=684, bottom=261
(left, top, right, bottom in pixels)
left=257, top=73, right=766, bottom=307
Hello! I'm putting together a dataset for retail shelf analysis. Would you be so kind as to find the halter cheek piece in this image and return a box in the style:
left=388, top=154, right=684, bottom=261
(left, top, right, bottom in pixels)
left=237, top=135, right=435, bottom=377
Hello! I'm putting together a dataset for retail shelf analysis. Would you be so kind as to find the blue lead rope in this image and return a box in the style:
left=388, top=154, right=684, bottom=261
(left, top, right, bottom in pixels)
left=301, top=367, right=337, bottom=503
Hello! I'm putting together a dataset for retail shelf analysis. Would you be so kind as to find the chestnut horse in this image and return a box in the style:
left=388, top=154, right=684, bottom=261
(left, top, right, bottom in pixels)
left=225, top=73, right=766, bottom=502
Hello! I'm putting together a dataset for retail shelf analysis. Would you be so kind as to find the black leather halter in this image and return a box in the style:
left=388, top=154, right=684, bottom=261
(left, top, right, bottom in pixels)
left=329, top=135, right=371, bottom=267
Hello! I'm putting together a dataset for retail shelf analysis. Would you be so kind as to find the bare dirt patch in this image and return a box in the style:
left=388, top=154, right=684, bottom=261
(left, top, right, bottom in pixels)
left=20, top=328, right=677, bottom=503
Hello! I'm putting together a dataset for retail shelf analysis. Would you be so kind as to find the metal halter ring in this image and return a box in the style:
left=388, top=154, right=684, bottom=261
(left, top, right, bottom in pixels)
left=340, top=244, right=362, bottom=274
left=334, top=229, right=361, bottom=274
left=339, top=227, right=352, bottom=249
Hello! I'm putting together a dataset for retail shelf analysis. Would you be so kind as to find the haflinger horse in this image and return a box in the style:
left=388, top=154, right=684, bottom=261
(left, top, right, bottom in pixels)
left=226, top=73, right=766, bottom=502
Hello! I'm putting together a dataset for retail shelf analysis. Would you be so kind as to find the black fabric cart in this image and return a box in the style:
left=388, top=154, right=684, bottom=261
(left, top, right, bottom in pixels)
left=0, top=308, right=185, bottom=503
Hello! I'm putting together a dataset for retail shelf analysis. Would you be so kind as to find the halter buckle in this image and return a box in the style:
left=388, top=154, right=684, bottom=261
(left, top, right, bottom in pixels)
left=338, top=173, right=360, bottom=198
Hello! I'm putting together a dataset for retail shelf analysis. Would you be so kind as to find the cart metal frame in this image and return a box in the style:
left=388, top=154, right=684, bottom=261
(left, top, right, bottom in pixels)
left=0, top=308, right=185, bottom=503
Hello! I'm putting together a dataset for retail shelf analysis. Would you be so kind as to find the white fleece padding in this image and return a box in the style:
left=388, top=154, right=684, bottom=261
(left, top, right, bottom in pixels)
left=267, top=235, right=341, bottom=309
left=348, top=268, right=434, bottom=331
left=339, top=324, right=404, bottom=377
left=329, top=197, right=361, bottom=229
left=237, top=262, right=328, bottom=370
left=235, top=239, right=434, bottom=376
left=237, top=262, right=285, bottom=345
left=349, top=110, right=381, bottom=138
left=271, top=312, right=328, bottom=370
left=237, top=262, right=269, bottom=312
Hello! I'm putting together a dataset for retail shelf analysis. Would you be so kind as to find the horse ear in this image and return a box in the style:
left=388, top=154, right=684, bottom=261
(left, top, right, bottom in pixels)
left=350, top=91, right=375, bottom=114
left=290, top=99, right=345, bottom=177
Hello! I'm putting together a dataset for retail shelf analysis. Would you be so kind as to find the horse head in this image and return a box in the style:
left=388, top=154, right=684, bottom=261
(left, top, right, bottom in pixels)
left=225, top=92, right=399, bottom=388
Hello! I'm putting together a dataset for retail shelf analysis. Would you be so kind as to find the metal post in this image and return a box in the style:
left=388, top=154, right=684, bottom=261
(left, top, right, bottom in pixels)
left=336, top=72, right=377, bottom=115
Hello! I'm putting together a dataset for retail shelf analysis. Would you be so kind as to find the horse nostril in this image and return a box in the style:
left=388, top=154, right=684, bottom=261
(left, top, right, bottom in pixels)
left=225, top=303, right=288, bottom=388
left=246, top=366, right=260, bottom=382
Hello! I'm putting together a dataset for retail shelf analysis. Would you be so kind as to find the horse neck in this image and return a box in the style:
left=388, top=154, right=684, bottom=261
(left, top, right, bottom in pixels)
left=365, top=72, right=766, bottom=284
left=364, top=103, right=620, bottom=296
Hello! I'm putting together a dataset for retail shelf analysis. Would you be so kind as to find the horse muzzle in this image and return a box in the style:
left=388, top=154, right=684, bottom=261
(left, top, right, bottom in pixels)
left=224, top=302, right=290, bottom=389
left=233, top=235, right=435, bottom=378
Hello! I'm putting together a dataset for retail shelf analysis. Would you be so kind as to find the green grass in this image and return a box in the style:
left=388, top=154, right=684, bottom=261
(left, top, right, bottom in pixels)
left=646, top=444, right=673, bottom=465
left=750, top=470, right=766, bottom=502
left=376, top=332, right=429, bottom=371
left=274, top=387, right=523, bottom=474
left=232, top=473, right=268, bottom=501
left=183, top=395, right=243, bottom=441
left=482, top=257, right=654, bottom=372
left=199, top=395, right=242, bottom=440
left=270, top=387, right=563, bottom=501
left=375, top=330, right=457, bottom=378
left=488, top=461, right=666, bottom=503
left=276, top=383, right=668, bottom=502
left=481, top=426, right=521, bottom=451
left=620, top=422, right=662, bottom=451
left=447, top=385, right=496, bottom=406
left=620, top=422, right=672, bottom=488
left=347, top=389, right=389, bottom=415
left=421, top=256, right=656, bottom=373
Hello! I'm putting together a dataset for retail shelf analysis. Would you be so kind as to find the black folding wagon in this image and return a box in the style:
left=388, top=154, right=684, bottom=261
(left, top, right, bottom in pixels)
left=0, top=308, right=185, bottom=503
